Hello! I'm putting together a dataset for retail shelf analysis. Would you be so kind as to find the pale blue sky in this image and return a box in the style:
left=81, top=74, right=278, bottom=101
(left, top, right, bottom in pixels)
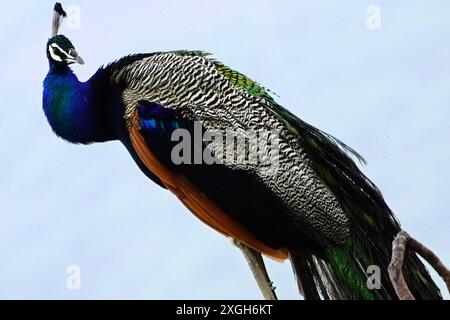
left=0, top=1, right=449, bottom=299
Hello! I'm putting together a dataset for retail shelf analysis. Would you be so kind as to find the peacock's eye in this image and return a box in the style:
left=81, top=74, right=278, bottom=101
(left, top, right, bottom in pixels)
left=53, top=47, right=62, bottom=56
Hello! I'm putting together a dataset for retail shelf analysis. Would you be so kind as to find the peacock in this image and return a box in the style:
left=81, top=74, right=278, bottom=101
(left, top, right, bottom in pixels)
left=43, top=3, right=441, bottom=299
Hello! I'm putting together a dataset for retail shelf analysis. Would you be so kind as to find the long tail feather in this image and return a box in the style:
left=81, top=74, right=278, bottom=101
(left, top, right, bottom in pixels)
left=290, top=253, right=322, bottom=300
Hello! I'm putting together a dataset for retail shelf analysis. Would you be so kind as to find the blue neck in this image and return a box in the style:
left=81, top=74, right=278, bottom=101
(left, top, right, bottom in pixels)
left=43, top=62, right=116, bottom=144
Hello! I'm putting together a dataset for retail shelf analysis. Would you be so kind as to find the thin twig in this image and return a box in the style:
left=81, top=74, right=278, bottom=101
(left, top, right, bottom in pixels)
left=233, top=239, right=277, bottom=300
left=408, top=235, right=450, bottom=293
left=389, top=230, right=450, bottom=300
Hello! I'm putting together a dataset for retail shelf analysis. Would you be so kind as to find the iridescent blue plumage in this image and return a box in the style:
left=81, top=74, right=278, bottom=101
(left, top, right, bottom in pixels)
left=138, top=101, right=182, bottom=134
left=43, top=54, right=115, bottom=144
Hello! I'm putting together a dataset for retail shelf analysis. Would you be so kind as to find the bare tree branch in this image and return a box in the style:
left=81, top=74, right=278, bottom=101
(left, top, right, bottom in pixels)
left=389, top=230, right=450, bottom=300
left=233, top=240, right=277, bottom=300
left=388, top=231, right=415, bottom=300
left=408, top=235, right=450, bottom=293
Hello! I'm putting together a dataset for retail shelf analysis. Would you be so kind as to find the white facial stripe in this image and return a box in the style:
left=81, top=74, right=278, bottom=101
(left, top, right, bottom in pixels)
left=50, top=43, right=72, bottom=59
left=48, top=46, right=63, bottom=62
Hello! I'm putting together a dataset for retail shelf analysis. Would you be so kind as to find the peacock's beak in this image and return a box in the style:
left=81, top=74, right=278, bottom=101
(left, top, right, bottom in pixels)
left=67, top=49, right=84, bottom=65
left=73, top=50, right=84, bottom=64
left=75, top=54, right=85, bottom=65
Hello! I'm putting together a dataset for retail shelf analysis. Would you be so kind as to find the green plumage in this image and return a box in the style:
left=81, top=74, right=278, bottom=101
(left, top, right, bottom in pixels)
left=214, top=62, right=274, bottom=102
left=326, top=243, right=376, bottom=300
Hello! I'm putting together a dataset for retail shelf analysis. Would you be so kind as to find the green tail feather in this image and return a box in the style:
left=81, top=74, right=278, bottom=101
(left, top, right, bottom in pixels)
left=325, top=243, right=377, bottom=300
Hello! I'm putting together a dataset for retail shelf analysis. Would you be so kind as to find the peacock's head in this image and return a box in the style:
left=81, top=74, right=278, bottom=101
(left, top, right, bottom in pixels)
left=47, top=2, right=84, bottom=66
left=47, top=35, right=84, bottom=65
